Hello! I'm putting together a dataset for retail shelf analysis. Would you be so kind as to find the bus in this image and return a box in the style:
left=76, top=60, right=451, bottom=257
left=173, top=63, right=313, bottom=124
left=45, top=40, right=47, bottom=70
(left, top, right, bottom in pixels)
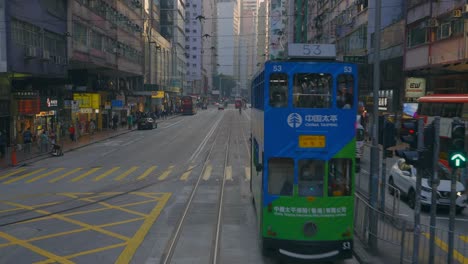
left=181, top=96, right=197, bottom=115
left=415, top=94, right=468, bottom=159
left=250, top=58, right=357, bottom=261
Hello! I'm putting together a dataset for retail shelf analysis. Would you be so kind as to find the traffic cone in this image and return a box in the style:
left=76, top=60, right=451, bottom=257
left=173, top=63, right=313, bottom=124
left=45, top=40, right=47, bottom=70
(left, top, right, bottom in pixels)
left=11, top=146, right=17, bottom=166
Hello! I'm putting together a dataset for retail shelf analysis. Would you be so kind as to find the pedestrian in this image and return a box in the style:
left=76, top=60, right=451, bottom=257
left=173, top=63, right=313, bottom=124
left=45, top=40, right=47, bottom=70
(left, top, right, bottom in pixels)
left=127, top=115, right=133, bottom=130
left=68, top=125, right=75, bottom=142
left=112, top=115, right=118, bottom=130
left=23, top=128, right=32, bottom=153
left=89, top=119, right=96, bottom=135
left=40, top=130, right=48, bottom=153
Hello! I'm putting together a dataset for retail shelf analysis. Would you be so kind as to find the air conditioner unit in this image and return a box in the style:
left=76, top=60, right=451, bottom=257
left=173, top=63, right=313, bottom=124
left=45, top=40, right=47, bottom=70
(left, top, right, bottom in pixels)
left=41, top=50, right=50, bottom=60
left=427, top=18, right=439, bottom=27
left=24, top=46, right=37, bottom=58
left=453, top=9, right=462, bottom=18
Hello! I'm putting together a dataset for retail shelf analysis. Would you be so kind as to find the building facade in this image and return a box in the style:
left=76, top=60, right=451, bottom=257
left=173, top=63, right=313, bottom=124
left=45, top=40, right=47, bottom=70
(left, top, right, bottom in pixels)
left=239, top=0, right=257, bottom=98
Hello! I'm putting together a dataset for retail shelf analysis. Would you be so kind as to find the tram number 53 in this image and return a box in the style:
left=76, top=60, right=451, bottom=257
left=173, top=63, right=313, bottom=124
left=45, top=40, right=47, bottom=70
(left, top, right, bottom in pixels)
left=344, top=66, right=353, bottom=73
left=342, top=241, right=351, bottom=250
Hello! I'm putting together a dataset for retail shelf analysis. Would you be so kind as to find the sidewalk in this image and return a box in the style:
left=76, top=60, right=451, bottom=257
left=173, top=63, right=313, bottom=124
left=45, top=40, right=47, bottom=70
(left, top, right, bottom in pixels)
left=0, top=125, right=135, bottom=169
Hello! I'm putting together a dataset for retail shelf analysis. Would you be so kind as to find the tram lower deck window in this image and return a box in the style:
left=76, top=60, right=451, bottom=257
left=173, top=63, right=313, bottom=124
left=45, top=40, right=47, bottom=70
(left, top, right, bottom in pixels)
left=268, top=158, right=294, bottom=196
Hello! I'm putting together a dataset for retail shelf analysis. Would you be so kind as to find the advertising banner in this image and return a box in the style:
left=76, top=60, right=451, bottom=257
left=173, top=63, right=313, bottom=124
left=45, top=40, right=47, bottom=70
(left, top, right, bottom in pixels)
left=405, top=77, right=426, bottom=98
left=73, top=93, right=100, bottom=109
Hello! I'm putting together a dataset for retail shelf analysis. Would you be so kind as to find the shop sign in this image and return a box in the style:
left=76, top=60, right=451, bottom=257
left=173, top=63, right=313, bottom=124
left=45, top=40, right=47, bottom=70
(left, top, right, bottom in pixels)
left=36, top=111, right=55, bottom=117
left=405, top=77, right=426, bottom=98
left=151, top=91, right=164, bottom=98
left=12, top=91, right=39, bottom=99
left=73, top=93, right=100, bottom=109
left=379, top=97, right=388, bottom=111
left=47, top=98, right=58, bottom=107
left=80, top=108, right=93, bottom=113
left=18, top=98, right=40, bottom=115
left=104, top=101, right=111, bottom=109
left=71, top=100, right=79, bottom=113
left=111, top=100, right=123, bottom=108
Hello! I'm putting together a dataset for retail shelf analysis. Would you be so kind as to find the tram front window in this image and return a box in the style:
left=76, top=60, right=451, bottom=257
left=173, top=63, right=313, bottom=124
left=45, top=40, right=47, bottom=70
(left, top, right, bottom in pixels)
left=328, top=159, right=352, bottom=196
left=298, top=160, right=325, bottom=197
left=268, top=158, right=294, bottom=196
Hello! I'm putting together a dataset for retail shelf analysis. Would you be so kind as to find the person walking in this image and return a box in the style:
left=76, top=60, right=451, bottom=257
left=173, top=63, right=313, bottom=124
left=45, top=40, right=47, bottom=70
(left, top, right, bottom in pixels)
left=23, top=128, right=32, bottom=153
left=68, top=125, right=76, bottom=142
left=89, top=119, right=96, bottom=135
left=112, top=115, right=118, bottom=130
left=40, top=130, right=49, bottom=153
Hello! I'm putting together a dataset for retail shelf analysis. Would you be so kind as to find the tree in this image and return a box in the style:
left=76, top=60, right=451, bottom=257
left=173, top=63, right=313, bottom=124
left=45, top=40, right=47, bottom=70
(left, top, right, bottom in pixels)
left=213, top=74, right=237, bottom=97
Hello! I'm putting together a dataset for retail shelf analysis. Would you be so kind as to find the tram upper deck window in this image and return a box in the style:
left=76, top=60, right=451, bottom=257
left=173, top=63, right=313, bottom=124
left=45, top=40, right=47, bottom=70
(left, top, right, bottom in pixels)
left=268, top=158, right=294, bottom=196
left=337, top=74, right=354, bottom=109
left=293, top=74, right=332, bottom=108
left=328, top=159, right=352, bottom=196
left=298, top=160, right=325, bottom=197
left=269, top=73, right=288, bottom=107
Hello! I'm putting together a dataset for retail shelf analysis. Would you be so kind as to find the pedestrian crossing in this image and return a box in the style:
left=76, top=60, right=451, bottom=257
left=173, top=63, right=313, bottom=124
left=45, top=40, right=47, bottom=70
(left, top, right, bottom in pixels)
left=0, top=165, right=252, bottom=185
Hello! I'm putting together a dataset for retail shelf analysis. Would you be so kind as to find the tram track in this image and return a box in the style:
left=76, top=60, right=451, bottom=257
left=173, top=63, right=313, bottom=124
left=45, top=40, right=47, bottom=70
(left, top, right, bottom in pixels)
left=160, top=112, right=233, bottom=264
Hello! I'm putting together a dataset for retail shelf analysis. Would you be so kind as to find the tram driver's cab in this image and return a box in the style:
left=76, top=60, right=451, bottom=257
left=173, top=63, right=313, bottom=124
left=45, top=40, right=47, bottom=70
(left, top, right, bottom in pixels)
left=298, top=161, right=324, bottom=197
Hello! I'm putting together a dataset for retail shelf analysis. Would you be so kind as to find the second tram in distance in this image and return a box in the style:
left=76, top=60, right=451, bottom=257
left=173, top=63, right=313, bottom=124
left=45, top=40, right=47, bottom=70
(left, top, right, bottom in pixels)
left=250, top=56, right=357, bottom=261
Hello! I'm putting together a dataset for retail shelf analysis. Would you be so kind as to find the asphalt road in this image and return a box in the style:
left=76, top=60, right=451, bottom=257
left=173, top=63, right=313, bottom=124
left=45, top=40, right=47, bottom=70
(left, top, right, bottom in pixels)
left=0, top=105, right=359, bottom=264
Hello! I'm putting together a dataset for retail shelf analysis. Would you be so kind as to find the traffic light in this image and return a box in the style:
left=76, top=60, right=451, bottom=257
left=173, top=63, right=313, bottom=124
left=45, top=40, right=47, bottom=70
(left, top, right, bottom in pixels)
left=401, top=119, right=418, bottom=150
left=449, top=120, right=466, bottom=169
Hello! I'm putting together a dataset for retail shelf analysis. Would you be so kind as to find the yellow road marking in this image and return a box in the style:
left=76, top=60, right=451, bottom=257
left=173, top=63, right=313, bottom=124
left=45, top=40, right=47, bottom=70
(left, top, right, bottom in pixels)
left=93, top=167, right=120, bottom=181
left=115, top=166, right=138, bottom=181
left=35, top=243, right=127, bottom=264
left=137, top=166, right=157, bottom=180
left=27, top=168, right=65, bottom=183
left=99, top=217, right=145, bottom=228
left=115, top=192, right=172, bottom=264
left=71, top=167, right=101, bottom=182
left=158, top=165, right=174, bottom=180
left=460, top=236, right=468, bottom=243
left=180, top=165, right=195, bottom=181
left=245, top=166, right=251, bottom=181
left=203, top=164, right=212, bottom=180
left=3, top=168, right=47, bottom=184
left=0, top=168, right=27, bottom=180
left=423, top=232, right=468, bottom=263
left=0, top=231, right=74, bottom=264
left=49, top=168, right=82, bottom=183
left=80, top=198, right=147, bottom=217
left=226, top=166, right=233, bottom=181
left=3, top=201, right=130, bottom=242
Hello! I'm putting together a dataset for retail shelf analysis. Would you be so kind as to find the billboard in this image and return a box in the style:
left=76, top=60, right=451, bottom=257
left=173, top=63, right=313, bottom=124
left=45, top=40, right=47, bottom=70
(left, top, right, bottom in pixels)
left=405, top=77, right=426, bottom=98
left=0, top=0, right=6, bottom=72
left=269, top=0, right=287, bottom=59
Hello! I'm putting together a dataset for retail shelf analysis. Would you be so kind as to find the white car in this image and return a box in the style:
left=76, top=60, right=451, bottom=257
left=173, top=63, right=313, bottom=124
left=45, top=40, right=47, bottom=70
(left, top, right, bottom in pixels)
left=388, top=158, right=466, bottom=214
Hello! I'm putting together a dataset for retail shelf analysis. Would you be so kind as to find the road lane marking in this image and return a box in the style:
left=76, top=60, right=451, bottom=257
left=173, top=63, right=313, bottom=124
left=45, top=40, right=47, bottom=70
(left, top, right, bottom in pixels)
left=423, top=232, right=468, bottom=263
left=26, top=168, right=65, bottom=183
left=35, top=243, right=127, bottom=264
left=180, top=165, right=195, bottom=181
left=245, top=166, right=251, bottom=181
left=0, top=231, right=74, bottom=264
left=460, top=236, right=468, bottom=242
left=115, top=192, right=171, bottom=264
left=70, top=167, right=101, bottom=182
left=115, top=166, right=138, bottom=181
left=226, top=166, right=233, bottom=181
left=49, top=168, right=82, bottom=183
left=0, top=168, right=27, bottom=180
left=203, top=164, right=212, bottom=180
left=137, top=166, right=157, bottom=180
left=93, top=167, right=120, bottom=181
left=3, top=168, right=47, bottom=184
left=158, top=165, right=174, bottom=181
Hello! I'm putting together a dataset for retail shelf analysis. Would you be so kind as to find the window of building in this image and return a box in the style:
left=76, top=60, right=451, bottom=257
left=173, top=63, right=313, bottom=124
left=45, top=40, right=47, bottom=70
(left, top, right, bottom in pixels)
left=192, top=55, right=197, bottom=58
left=192, top=47, right=197, bottom=50
left=12, top=19, right=42, bottom=48
left=44, top=30, right=66, bottom=56
left=437, top=22, right=451, bottom=40
left=90, top=30, right=103, bottom=50
left=73, top=22, right=88, bottom=46
left=293, top=73, right=332, bottom=108
left=192, top=38, right=196, bottom=42
left=407, top=24, right=428, bottom=47
left=192, top=64, right=196, bottom=67
left=269, top=73, right=288, bottom=107
left=192, top=29, right=197, bottom=33
left=298, top=159, right=325, bottom=197
left=328, top=159, right=352, bottom=196
left=268, top=158, right=294, bottom=196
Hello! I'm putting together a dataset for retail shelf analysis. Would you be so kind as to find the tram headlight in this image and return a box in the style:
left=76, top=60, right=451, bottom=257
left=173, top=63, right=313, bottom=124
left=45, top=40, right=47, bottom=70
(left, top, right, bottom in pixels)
left=303, top=221, right=317, bottom=237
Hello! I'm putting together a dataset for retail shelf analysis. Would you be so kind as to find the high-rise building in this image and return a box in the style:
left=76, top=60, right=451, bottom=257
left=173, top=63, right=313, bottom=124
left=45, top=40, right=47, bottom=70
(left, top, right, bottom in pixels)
left=239, top=0, right=257, bottom=98
left=217, top=0, right=240, bottom=79
left=201, top=0, right=217, bottom=95
left=185, top=0, right=203, bottom=95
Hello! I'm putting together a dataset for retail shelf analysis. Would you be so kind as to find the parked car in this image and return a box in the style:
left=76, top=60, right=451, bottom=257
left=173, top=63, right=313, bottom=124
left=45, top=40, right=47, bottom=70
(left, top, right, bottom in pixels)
left=137, top=118, right=157, bottom=130
left=388, top=158, right=465, bottom=213
left=218, top=103, right=224, bottom=110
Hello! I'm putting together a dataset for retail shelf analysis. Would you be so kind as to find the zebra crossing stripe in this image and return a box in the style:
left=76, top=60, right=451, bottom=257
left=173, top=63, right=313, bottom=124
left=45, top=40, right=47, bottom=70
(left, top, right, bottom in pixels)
left=49, top=168, right=82, bottom=183
left=71, top=168, right=101, bottom=182
left=137, top=166, right=157, bottom=180
left=158, top=165, right=174, bottom=181
left=226, top=166, right=233, bottom=181
left=180, top=165, right=195, bottom=181
left=0, top=168, right=27, bottom=181
left=93, top=167, right=120, bottom=182
left=245, top=167, right=251, bottom=181
left=3, top=168, right=47, bottom=184
left=115, top=166, right=138, bottom=181
left=27, top=168, right=65, bottom=183
left=203, top=164, right=212, bottom=180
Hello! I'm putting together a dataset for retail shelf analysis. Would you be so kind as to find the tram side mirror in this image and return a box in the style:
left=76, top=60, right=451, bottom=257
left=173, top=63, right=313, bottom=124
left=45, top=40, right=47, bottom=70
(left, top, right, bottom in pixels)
left=256, top=163, right=263, bottom=172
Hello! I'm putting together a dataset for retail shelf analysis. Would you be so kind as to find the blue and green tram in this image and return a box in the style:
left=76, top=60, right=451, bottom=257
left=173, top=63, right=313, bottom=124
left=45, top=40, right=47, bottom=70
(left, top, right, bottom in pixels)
left=250, top=59, right=358, bottom=261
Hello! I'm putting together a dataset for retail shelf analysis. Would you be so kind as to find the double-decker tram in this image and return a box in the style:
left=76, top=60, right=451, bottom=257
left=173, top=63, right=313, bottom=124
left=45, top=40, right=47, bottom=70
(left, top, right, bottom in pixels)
left=181, top=95, right=198, bottom=115
left=250, top=44, right=357, bottom=261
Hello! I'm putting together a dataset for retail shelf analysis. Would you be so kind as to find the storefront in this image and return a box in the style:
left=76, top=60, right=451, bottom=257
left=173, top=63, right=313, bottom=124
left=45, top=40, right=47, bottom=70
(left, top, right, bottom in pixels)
left=73, top=93, right=100, bottom=135
left=13, top=91, right=40, bottom=144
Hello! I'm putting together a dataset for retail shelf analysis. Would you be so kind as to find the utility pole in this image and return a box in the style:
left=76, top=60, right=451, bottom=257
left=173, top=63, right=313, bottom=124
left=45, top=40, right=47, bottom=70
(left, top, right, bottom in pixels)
left=429, top=117, right=440, bottom=264
left=369, top=0, right=381, bottom=251
left=412, top=117, right=424, bottom=264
